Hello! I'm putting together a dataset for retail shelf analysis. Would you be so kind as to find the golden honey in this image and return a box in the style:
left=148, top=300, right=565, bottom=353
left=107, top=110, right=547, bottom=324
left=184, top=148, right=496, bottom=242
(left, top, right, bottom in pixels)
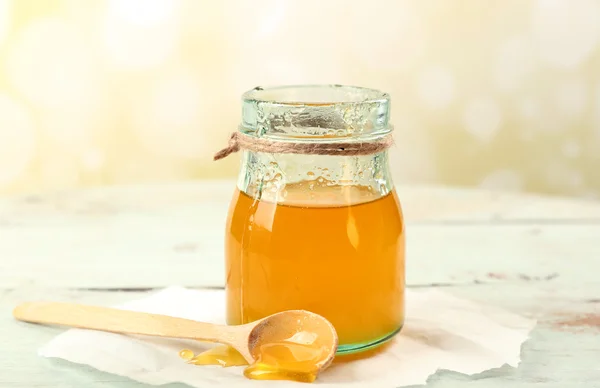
left=225, top=182, right=405, bottom=350
left=180, top=345, right=247, bottom=367
left=180, top=331, right=328, bottom=382
left=244, top=340, right=326, bottom=382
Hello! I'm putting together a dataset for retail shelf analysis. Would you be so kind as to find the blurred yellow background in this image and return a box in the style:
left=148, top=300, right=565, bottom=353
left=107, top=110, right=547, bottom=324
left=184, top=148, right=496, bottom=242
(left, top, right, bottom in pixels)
left=0, top=0, right=598, bottom=197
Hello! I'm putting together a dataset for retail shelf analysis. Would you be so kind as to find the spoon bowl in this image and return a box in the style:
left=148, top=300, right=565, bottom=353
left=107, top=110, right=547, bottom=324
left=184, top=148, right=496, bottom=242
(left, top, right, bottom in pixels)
left=247, top=310, right=338, bottom=370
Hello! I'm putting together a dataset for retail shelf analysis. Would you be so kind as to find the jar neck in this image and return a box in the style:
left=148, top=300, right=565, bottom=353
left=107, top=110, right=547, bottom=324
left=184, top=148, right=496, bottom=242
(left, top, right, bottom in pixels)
left=237, top=150, right=394, bottom=205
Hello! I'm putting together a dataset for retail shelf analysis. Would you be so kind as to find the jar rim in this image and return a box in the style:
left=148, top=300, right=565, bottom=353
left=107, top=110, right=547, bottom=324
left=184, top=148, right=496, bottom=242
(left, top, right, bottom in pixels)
left=242, top=84, right=389, bottom=106
left=240, top=84, right=392, bottom=138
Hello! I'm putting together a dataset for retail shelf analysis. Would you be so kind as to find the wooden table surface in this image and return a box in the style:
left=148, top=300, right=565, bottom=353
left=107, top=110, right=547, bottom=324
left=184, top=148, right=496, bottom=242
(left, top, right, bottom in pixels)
left=1, top=180, right=599, bottom=387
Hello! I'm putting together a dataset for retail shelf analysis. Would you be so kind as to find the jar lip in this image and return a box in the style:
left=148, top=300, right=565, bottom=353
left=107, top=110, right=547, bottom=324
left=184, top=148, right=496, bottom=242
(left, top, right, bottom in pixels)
left=242, top=84, right=389, bottom=106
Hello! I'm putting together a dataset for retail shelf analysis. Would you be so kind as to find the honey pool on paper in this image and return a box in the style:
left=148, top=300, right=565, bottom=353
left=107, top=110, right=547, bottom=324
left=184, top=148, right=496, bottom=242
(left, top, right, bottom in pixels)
left=180, top=331, right=327, bottom=383
left=226, top=182, right=405, bottom=350
left=179, top=346, right=247, bottom=367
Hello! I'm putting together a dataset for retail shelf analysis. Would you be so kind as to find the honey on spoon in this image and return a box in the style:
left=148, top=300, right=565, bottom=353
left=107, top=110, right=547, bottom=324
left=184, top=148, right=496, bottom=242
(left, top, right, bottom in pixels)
left=180, top=330, right=333, bottom=382
left=13, top=302, right=338, bottom=383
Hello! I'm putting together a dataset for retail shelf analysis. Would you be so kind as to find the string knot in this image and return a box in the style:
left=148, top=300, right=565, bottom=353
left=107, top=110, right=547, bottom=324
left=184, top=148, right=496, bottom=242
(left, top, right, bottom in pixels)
left=213, top=132, right=241, bottom=161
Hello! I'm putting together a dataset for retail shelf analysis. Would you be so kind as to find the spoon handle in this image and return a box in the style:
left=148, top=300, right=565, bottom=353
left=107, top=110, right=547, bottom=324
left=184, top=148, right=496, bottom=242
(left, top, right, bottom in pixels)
left=13, top=302, right=236, bottom=343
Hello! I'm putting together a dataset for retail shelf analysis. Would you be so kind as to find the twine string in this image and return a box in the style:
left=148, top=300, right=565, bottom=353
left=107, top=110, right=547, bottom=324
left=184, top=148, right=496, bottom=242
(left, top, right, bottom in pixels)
left=214, top=132, right=394, bottom=161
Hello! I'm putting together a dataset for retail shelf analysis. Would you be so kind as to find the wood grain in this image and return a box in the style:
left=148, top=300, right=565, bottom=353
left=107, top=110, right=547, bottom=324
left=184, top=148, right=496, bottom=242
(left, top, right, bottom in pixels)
left=13, top=302, right=240, bottom=345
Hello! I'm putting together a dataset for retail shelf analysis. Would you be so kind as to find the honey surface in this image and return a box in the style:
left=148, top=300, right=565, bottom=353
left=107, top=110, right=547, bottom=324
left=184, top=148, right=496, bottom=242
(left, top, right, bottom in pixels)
left=225, top=182, right=405, bottom=345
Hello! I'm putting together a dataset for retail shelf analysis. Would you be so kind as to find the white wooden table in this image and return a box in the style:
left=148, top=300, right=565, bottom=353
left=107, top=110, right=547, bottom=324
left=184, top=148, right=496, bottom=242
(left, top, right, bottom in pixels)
left=1, top=180, right=599, bottom=387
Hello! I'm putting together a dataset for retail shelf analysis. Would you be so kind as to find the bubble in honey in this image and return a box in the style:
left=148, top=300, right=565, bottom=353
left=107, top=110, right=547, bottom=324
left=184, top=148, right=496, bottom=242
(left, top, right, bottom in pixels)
left=317, top=177, right=324, bottom=183
left=307, top=171, right=315, bottom=177
left=179, top=349, right=195, bottom=361
left=287, top=330, right=318, bottom=344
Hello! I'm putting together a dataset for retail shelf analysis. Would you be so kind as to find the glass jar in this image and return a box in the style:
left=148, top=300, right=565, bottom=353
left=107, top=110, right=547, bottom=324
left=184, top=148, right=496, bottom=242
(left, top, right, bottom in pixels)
left=224, top=85, right=405, bottom=354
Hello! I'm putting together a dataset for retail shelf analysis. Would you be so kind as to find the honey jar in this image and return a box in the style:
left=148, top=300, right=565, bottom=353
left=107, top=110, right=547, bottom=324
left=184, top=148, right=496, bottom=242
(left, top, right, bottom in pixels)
left=221, top=85, right=405, bottom=354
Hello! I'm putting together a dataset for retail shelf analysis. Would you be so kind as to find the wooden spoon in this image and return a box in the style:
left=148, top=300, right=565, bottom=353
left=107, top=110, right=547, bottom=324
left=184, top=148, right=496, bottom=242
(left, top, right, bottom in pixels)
left=13, top=302, right=338, bottom=371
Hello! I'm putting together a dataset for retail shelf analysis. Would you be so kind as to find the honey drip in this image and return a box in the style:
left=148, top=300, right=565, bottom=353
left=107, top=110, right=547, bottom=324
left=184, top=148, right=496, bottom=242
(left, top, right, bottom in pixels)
left=179, top=331, right=328, bottom=383
left=243, top=341, right=325, bottom=383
